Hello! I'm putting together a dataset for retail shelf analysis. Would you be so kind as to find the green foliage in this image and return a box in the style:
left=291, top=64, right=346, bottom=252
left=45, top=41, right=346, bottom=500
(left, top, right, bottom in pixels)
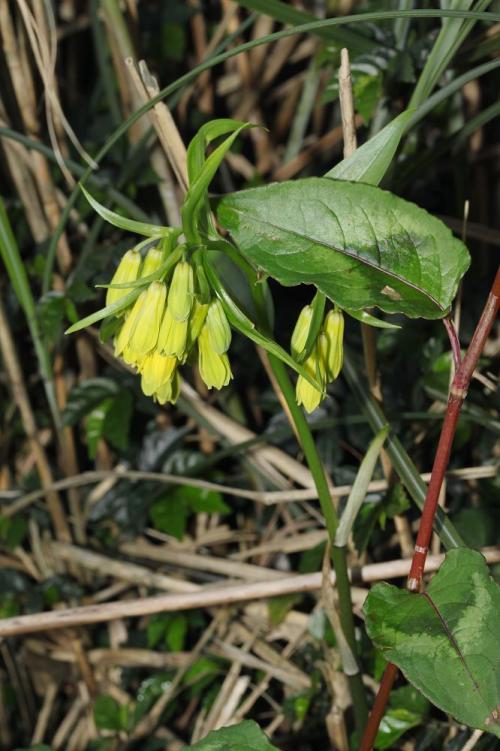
left=149, top=485, right=229, bottom=541
left=0, top=515, right=27, bottom=550
left=365, top=549, right=500, bottom=736
left=183, top=720, right=279, bottom=751
left=93, top=694, right=130, bottom=733
left=216, top=178, right=470, bottom=319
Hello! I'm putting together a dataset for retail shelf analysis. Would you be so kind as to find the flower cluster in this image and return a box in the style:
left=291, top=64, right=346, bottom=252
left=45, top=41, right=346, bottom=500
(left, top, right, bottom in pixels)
left=291, top=305, right=344, bottom=413
left=107, top=247, right=233, bottom=404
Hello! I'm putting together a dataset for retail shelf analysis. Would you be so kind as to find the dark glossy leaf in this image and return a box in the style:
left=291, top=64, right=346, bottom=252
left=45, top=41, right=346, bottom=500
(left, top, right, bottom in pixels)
left=365, top=548, right=500, bottom=736
left=216, top=178, right=470, bottom=319
left=184, top=720, right=280, bottom=750
left=63, top=378, right=120, bottom=426
left=149, top=497, right=189, bottom=540
left=102, top=390, right=133, bottom=452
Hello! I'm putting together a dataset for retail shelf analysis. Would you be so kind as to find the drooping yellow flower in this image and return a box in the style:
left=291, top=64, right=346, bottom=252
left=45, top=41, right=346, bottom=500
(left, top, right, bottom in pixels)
left=167, top=261, right=194, bottom=321
left=295, top=339, right=327, bottom=414
left=291, top=304, right=313, bottom=359
left=198, top=325, right=232, bottom=390
left=140, top=351, right=177, bottom=396
left=127, top=281, right=166, bottom=357
left=114, top=290, right=147, bottom=364
left=106, top=249, right=142, bottom=308
left=141, top=246, right=164, bottom=278
left=323, top=308, right=344, bottom=381
left=205, top=299, right=231, bottom=354
left=155, top=369, right=181, bottom=405
left=158, top=308, right=188, bottom=359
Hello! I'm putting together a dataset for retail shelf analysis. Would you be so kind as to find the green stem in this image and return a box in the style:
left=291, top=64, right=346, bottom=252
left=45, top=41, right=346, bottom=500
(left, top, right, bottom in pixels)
left=267, top=354, right=368, bottom=730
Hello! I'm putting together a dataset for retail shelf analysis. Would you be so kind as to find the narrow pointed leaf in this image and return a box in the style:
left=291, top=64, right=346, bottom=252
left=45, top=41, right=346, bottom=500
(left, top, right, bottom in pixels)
left=365, top=548, right=500, bottom=737
left=345, top=308, right=401, bottom=330
left=326, top=110, right=414, bottom=185
left=216, top=178, right=470, bottom=319
left=187, top=119, right=250, bottom=184
left=81, top=185, right=170, bottom=237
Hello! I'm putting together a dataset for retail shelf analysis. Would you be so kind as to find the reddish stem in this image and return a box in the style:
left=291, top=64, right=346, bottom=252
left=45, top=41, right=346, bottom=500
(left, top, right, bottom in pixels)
left=358, top=267, right=500, bottom=751
left=443, top=316, right=461, bottom=371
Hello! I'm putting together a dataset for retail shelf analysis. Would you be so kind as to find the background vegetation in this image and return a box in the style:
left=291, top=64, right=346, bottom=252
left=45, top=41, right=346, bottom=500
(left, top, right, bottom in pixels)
left=0, top=2, right=498, bottom=750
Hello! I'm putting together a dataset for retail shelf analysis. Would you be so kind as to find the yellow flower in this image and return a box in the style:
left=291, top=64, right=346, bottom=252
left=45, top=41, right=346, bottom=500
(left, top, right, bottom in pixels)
left=140, top=351, right=177, bottom=396
left=141, top=246, right=164, bottom=278
left=291, top=305, right=313, bottom=359
left=128, top=281, right=166, bottom=357
left=106, top=249, right=142, bottom=308
left=167, top=261, right=194, bottom=321
left=198, top=326, right=232, bottom=390
left=114, top=290, right=147, bottom=363
left=323, top=308, right=344, bottom=381
left=158, top=308, right=188, bottom=359
left=205, top=299, right=231, bottom=354
left=114, top=282, right=166, bottom=363
left=155, top=369, right=181, bottom=405
left=295, top=339, right=327, bottom=414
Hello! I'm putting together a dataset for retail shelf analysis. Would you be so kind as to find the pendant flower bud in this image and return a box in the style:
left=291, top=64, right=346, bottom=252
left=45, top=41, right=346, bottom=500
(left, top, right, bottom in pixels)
left=141, top=246, right=163, bottom=278
left=295, top=342, right=326, bottom=414
left=205, top=299, right=231, bottom=354
left=291, top=305, right=314, bottom=359
left=140, top=351, right=177, bottom=396
left=324, top=308, right=344, bottom=380
left=158, top=308, right=188, bottom=359
left=155, top=369, right=181, bottom=405
left=167, top=261, right=194, bottom=321
left=106, top=249, right=142, bottom=308
left=198, top=326, right=233, bottom=390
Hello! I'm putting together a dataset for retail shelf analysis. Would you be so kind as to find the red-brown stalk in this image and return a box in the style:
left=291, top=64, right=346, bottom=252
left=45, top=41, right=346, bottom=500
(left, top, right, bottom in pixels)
left=359, top=267, right=500, bottom=751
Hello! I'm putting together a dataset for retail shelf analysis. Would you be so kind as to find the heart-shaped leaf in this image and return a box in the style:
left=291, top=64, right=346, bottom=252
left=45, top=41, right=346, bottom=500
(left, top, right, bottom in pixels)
left=364, top=548, right=500, bottom=736
left=216, top=178, right=470, bottom=319
left=184, top=720, right=279, bottom=750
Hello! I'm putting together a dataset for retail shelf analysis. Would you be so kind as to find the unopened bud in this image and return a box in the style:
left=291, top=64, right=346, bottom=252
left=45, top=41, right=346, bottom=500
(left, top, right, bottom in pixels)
left=127, top=281, right=166, bottom=357
left=295, top=342, right=326, bottom=414
left=155, top=369, right=181, bottom=405
left=291, top=305, right=314, bottom=359
left=167, top=261, right=194, bottom=321
left=205, top=299, right=231, bottom=354
left=106, top=249, right=142, bottom=308
left=323, top=308, right=344, bottom=381
left=141, top=246, right=163, bottom=278
left=186, top=299, right=209, bottom=350
left=198, top=326, right=233, bottom=390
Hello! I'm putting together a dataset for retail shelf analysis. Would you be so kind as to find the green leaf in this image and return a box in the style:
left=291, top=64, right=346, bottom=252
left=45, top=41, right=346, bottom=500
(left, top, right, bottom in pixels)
left=86, top=397, right=114, bottom=459
left=102, top=390, right=133, bottom=452
left=187, top=119, right=250, bottom=185
left=166, top=614, right=188, bottom=652
left=183, top=720, right=280, bottom=751
left=326, top=110, right=414, bottom=185
left=216, top=178, right=470, bottom=319
left=63, top=378, right=120, bottom=426
left=344, top=307, right=401, bottom=330
left=150, top=497, right=189, bottom=541
left=375, top=708, right=422, bottom=750
left=93, top=695, right=123, bottom=732
left=268, top=594, right=301, bottom=626
left=364, top=548, right=500, bottom=736
left=80, top=185, right=170, bottom=237
left=65, top=286, right=142, bottom=334
left=183, top=123, right=253, bottom=243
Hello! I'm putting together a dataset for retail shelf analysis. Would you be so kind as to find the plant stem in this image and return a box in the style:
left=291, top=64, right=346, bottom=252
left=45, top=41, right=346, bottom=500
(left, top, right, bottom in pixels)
left=267, top=353, right=369, bottom=730
left=358, top=267, right=500, bottom=751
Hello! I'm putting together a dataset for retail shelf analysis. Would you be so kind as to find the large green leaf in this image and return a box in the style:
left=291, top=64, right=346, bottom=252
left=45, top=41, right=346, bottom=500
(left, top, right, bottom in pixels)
left=184, top=721, right=279, bottom=750
left=364, top=548, right=500, bottom=736
left=216, top=178, right=470, bottom=319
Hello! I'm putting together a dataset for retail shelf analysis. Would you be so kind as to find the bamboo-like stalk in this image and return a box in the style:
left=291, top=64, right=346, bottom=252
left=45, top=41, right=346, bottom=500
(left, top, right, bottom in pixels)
left=358, top=267, right=500, bottom=751
left=0, top=296, right=71, bottom=543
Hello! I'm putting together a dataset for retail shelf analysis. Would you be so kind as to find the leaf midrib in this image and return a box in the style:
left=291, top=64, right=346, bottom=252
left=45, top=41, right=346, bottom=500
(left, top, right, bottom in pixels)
left=231, top=205, right=443, bottom=311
